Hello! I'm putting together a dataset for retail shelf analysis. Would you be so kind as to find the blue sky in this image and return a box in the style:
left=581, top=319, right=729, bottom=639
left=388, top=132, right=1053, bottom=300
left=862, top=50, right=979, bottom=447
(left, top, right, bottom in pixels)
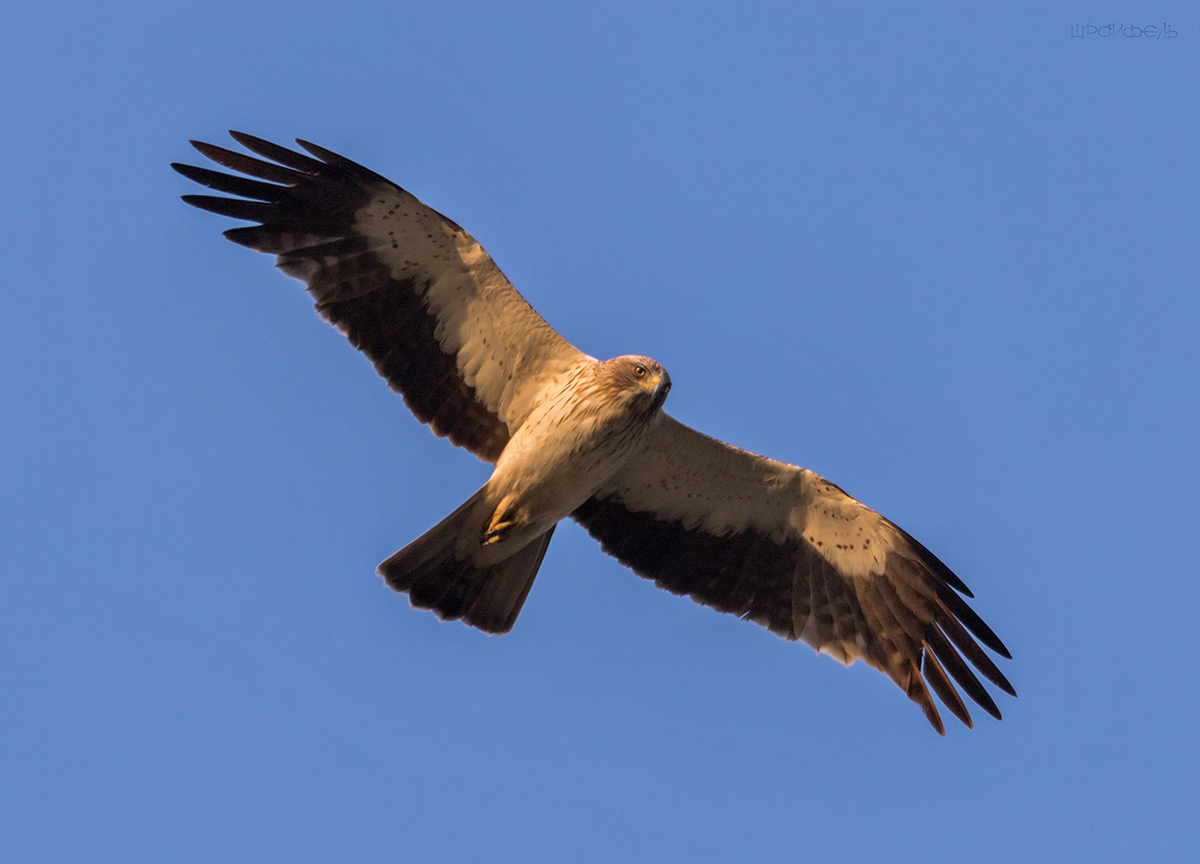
left=3, top=2, right=1198, bottom=861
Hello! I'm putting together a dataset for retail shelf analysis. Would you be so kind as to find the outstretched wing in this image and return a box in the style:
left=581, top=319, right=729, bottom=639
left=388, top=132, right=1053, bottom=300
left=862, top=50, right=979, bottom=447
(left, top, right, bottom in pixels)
left=572, top=415, right=1015, bottom=734
left=173, top=132, right=587, bottom=462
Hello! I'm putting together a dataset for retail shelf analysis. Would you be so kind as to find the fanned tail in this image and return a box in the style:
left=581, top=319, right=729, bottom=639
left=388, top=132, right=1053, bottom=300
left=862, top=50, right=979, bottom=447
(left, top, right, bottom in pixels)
left=378, top=489, right=555, bottom=634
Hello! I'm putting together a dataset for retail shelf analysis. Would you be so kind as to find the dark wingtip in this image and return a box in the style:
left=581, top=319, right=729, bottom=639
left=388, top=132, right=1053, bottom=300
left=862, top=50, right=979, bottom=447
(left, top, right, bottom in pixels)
left=978, top=625, right=1013, bottom=661
left=937, top=584, right=1011, bottom=658
left=940, top=565, right=975, bottom=599
left=189, top=139, right=230, bottom=162
left=228, top=130, right=273, bottom=153
left=171, top=161, right=218, bottom=185
left=892, top=524, right=975, bottom=597
left=220, top=226, right=260, bottom=248
left=294, top=137, right=325, bottom=155
left=910, top=673, right=946, bottom=735
left=981, top=660, right=1017, bottom=698
left=295, top=137, right=393, bottom=186
left=224, top=131, right=329, bottom=173
left=922, top=648, right=974, bottom=729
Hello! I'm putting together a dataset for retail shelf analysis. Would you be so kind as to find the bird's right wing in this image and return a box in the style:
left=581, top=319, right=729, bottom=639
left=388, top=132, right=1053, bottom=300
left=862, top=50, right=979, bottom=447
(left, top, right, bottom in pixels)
left=174, top=132, right=588, bottom=463
left=573, top=415, right=1015, bottom=734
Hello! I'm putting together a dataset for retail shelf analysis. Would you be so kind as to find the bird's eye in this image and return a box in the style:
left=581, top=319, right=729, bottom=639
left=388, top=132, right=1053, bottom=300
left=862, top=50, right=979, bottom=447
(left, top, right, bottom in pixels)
left=634, top=365, right=647, bottom=378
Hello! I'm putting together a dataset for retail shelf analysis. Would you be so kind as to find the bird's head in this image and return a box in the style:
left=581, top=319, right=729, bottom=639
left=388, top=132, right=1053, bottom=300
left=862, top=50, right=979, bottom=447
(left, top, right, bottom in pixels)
left=605, top=355, right=672, bottom=414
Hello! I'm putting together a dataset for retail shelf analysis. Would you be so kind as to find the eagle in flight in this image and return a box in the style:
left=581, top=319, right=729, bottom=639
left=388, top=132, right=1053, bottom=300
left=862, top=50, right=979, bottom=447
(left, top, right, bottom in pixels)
left=174, top=132, right=1015, bottom=734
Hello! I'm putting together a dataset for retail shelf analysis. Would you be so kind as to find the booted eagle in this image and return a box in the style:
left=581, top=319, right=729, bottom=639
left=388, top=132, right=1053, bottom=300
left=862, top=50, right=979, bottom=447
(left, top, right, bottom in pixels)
left=174, top=132, right=1015, bottom=734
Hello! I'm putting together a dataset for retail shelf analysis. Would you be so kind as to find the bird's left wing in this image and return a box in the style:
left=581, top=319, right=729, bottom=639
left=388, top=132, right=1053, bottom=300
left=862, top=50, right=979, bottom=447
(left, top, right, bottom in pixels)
left=174, top=133, right=588, bottom=463
left=572, top=415, right=1015, bottom=734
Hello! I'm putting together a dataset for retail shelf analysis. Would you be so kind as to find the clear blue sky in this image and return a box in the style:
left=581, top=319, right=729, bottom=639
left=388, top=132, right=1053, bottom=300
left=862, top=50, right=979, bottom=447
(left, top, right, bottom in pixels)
left=3, top=2, right=1198, bottom=861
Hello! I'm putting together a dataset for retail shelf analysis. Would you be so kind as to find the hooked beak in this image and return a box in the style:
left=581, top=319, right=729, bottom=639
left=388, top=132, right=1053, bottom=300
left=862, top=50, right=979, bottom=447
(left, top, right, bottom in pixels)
left=650, top=375, right=671, bottom=410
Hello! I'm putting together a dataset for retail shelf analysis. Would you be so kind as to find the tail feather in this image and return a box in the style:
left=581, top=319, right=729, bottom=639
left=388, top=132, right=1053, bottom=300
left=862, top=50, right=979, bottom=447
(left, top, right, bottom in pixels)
left=377, top=490, right=556, bottom=634
left=467, top=527, right=555, bottom=633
